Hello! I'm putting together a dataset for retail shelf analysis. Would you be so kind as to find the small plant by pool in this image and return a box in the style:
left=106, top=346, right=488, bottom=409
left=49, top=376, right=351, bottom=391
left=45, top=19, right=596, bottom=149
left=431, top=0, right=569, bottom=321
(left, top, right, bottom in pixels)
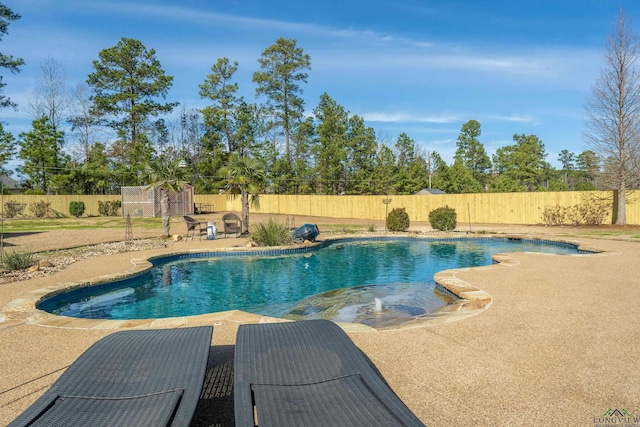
left=38, top=237, right=585, bottom=327
left=250, top=219, right=292, bottom=246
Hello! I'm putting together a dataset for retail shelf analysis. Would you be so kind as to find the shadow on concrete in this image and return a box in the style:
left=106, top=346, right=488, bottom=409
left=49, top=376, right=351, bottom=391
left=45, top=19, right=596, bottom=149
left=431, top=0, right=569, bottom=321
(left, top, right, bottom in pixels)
left=191, top=345, right=235, bottom=427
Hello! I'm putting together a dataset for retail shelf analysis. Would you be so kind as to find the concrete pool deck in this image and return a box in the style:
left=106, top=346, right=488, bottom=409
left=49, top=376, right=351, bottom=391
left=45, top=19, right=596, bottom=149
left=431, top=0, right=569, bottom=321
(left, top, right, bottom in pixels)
left=1, top=223, right=639, bottom=426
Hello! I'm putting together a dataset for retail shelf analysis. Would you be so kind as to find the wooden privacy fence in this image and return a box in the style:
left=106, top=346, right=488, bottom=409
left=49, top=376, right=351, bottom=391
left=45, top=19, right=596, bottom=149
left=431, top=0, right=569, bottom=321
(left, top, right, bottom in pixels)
left=2, top=191, right=639, bottom=225
left=206, top=191, right=640, bottom=225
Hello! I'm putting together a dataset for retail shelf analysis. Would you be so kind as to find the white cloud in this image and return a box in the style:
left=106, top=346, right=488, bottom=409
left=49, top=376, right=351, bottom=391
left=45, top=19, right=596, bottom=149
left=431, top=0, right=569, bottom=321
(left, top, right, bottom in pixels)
left=81, top=1, right=440, bottom=49
left=362, top=112, right=461, bottom=123
left=478, top=114, right=539, bottom=124
left=360, top=111, right=539, bottom=125
left=77, top=2, right=346, bottom=39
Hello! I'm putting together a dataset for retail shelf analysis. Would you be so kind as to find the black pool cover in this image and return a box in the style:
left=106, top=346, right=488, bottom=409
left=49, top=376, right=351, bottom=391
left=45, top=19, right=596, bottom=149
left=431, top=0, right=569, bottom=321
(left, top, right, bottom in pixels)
left=292, top=223, right=320, bottom=243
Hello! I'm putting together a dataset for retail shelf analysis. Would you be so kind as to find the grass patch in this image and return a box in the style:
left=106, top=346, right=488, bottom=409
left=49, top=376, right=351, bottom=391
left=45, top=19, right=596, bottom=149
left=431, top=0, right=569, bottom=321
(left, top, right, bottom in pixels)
left=317, top=224, right=369, bottom=233
left=582, top=232, right=640, bottom=239
left=0, top=217, right=162, bottom=232
left=557, top=225, right=640, bottom=239
left=577, top=231, right=619, bottom=236
left=573, top=230, right=635, bottom=237
left=336, top=227, right=358, bottom=234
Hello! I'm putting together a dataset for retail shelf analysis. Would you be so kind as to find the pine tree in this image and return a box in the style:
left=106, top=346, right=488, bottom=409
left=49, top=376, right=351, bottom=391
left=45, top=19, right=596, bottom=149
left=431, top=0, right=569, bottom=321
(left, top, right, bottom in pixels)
left=0, top=3, right=24, bottom=109
left=199, top=58, right=240, bottom=153
left=454, top=120, right=491, bottom=184
left=87, top=37, right=176, bottom=184
left=253, top=38, right=311, bottom=163
left=18, top=117, right=65, bottom=193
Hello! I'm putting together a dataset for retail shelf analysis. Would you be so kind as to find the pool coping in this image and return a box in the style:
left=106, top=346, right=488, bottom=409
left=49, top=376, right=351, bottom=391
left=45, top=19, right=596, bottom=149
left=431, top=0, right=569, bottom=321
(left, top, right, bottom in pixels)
left=2, top=234, right=605, bottom=333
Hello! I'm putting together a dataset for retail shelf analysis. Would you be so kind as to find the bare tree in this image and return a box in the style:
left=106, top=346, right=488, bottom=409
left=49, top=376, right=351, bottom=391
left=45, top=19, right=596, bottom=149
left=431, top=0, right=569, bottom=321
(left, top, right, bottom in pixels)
left=68, top=82, right=103, bottom=162
left=585, top=10, right=640, bottom=224
left=27, top=57, right=69, bottom=131
left=175, top=104, right=202, bottom=158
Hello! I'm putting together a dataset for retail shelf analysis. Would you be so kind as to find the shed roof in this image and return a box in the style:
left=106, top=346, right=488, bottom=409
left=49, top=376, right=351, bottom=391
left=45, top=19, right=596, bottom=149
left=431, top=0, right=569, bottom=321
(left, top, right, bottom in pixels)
left=415, top=188, right=446, bottom=195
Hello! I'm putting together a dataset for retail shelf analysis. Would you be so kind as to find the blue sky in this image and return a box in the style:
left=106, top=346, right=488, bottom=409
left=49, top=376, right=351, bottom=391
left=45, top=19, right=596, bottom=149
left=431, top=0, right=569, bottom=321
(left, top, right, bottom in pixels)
left=1, top=0, right=639, bottom=170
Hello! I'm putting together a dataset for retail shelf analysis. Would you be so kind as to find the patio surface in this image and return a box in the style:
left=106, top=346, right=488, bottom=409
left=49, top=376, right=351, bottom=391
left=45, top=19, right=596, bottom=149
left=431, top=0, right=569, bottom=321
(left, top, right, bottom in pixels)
left=0, top=216, right=639, bottom=426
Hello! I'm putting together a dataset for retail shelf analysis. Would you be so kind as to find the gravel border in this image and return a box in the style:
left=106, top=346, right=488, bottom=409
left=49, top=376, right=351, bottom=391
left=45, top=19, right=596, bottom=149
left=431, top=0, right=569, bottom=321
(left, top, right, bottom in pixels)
left=0, top=239, right=172, bottom=285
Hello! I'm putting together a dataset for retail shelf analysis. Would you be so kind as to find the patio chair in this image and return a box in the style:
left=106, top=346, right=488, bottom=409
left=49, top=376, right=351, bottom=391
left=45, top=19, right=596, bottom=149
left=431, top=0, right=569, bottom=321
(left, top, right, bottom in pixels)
left=184, top=215, right=207, bottom=240
left=8, top=326, right=213, bottom=427
left=222, top=212, right=242, bottom=237
left=234, top=320, right=425, bottom=427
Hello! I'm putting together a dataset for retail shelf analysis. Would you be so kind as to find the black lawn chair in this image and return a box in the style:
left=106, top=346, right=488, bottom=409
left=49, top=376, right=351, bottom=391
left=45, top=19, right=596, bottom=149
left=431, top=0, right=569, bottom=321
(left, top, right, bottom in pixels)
left=234, top=320, right=425, bottom=427
left=8, top=326, right=213, bottom=427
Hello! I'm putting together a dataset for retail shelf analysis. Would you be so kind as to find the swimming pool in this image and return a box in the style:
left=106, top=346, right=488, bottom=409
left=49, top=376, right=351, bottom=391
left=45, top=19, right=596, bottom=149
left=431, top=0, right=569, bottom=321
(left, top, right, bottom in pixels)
left=39, top=237, right=584, bottom=326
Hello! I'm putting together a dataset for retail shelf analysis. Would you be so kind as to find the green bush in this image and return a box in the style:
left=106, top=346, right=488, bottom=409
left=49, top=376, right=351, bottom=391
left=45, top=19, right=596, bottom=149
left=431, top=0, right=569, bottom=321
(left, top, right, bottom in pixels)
left=4, top=200, right=26, bottom=218
left=386, top=207, right=410, bottom=232
left=69, top=201, right=86, bottom=218
left=1, top=250, right=36, bottom=271
left=98, top=200, right=121, bottom=216
left=29, top=201, right=51, bottom=218
left=429, top=206, right=457, bottom=231
left=251, top=219, right=292, bottom=246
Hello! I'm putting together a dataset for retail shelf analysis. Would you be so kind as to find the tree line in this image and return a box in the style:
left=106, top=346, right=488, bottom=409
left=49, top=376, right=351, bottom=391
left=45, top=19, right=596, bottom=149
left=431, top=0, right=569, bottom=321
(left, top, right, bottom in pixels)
left=0, top=4, right=638, bottom=223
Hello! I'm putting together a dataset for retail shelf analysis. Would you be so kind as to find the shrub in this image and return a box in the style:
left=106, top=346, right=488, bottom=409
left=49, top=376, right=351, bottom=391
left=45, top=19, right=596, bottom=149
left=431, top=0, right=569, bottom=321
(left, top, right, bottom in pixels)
left=386, top=207, right=410, bottom=232
left=541, top=205, right=566, bottom=226
left=4, top=200, right=26, bottom=218
left=29, top=201, right=51, bottom=218
left=429, top=206, right=457, bottom=231
left=98, top=200, right=121, bottom=216
left=581, top=198, right=608, bottom=225
left=565, top=205, right=583, bottom=226
left=541, top=198, right=608, bottom=226
left=251, top=219, right=292, bottom=246
left=69, top=201, right=86, bottom=218
left=1, top=250, right=36, bottom=271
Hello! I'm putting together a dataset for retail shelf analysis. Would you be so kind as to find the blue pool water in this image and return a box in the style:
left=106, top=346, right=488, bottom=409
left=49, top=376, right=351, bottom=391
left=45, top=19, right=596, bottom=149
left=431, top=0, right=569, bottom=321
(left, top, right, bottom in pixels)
left=40, top=237, right=584, bottom=325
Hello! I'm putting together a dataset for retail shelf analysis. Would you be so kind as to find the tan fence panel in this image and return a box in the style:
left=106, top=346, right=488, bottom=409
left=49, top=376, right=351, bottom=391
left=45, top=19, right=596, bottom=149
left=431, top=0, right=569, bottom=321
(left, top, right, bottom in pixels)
left=627, top=192, right=640, bottom=224
left=193, top=194, right=228, bottom=213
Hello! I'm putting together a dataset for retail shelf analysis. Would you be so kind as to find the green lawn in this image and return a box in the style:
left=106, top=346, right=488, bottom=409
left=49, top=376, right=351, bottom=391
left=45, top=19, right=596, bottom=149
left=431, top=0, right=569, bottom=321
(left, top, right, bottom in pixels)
left=0, top=217, right=163, bottom=232
left=573, top=230, right=640, bottom=239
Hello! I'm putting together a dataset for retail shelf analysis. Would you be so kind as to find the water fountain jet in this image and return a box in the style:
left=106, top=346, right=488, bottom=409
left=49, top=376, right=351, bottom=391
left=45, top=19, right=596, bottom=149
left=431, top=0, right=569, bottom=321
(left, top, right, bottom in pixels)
left=374, top=297, right=383, bottom=313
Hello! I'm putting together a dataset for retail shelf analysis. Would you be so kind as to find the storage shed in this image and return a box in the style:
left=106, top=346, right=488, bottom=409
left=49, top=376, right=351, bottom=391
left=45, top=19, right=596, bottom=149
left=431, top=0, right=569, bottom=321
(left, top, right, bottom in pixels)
left=121, top=184, right=195, bottom=217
